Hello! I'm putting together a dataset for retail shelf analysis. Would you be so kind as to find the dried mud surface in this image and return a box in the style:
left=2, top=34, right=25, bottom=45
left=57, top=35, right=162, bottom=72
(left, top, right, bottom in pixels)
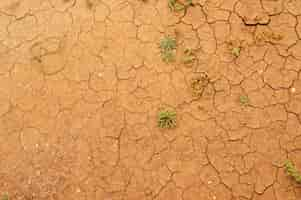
left=0, top=0, right=301, bottom=199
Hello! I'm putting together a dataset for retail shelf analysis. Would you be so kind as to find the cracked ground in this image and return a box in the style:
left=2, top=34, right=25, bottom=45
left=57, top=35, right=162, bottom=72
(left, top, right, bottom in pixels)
left=1, top=0, right=301, bottom=199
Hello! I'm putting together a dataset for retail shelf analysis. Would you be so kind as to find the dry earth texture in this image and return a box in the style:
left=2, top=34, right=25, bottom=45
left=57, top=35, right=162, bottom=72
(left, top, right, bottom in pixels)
left=0, top=0, right=301, bottom=199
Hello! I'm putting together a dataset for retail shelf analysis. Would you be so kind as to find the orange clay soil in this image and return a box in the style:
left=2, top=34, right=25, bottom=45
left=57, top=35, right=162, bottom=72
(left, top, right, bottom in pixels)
left=0, top=0, right=301, bottom=199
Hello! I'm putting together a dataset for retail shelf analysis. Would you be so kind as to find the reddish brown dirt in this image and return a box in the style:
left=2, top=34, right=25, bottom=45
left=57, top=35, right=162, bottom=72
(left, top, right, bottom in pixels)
left=0, top=0, right=301, bottom=199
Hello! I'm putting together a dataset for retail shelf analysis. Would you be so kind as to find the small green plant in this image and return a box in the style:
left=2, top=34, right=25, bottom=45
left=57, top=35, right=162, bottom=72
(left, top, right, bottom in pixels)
left=285, top=160, right=301, bottom=183
left=160, top=36, right=177, bottom=62
left=160, top=36, right=176, bottom=51
left=168, top=0, right=193, bottom=12
left=158, top=109, right=177, bottom=128
left=239, top=95, right=249, bottom=106
left=232, top=47, right=241, bottom=57
left=183, top=49, right=196, bottom=64
left=2, top=194, right=9, bottom=200
left=190, top=73, right=210, bottom=97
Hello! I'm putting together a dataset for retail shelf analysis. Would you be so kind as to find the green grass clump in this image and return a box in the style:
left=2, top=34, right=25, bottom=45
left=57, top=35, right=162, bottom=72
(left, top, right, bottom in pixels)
left=158, top=109, right=177, bottom=129
left=168, top=0, right=193, bottom=12
left=2, top=194, right=9, bottom=200
left=160, top=36, right=177, bottom=62
left=232, top=47, right=241, bottom=57
left=239, top=95, right=249, bottom=106
left=285, top=160, right=301, bottom=184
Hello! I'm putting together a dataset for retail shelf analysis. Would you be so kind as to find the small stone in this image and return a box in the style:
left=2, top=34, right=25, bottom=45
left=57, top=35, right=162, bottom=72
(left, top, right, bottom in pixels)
left=291, top=87, right=296, bottom=93
left=212, top=196, right=217, bottom=200
left=76, top=188, right=81, bottom=193
left=35, top=144, right=39, bottom=148
left=208, top=180, right=212, bottom=184
left=97, top=72, right=103, bottom=77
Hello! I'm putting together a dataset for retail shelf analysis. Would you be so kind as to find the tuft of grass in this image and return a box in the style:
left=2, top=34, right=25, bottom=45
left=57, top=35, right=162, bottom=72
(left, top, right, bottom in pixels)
left=168, top=0, right=193, bottom=12
left=232, top=47, right=241, bottom=57
left=158, top=109, right=177, bottom=129
left=285, top=160, right=301, bottom=184
left=190, top=73, right=210, bottom=97
left=239, top=95, right=249, bottom=106
left=160, top=36, right=176, bottom=51
left=2, top=194, right=9, bottom=200
left=160, top=36, right=177, bottom=62
left=183, top=49, right=196, bottom=64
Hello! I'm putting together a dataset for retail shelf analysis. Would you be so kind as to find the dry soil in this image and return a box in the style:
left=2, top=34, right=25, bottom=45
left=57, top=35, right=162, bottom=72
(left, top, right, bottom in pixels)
left=0, top=0, right=301, bottom=199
